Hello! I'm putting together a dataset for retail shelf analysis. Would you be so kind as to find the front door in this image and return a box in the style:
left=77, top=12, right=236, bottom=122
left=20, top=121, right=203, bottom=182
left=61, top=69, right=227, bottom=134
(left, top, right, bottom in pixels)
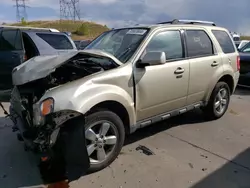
left=135, top=29, right=190, bottom=121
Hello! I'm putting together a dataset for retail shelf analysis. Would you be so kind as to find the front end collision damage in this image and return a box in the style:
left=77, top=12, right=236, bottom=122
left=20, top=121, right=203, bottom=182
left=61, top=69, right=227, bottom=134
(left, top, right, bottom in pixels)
left=10, top=106, right=90, bottom=183
left=10, top=103, right=82, bottom=152
left=9, top=49, right=136, bottom=181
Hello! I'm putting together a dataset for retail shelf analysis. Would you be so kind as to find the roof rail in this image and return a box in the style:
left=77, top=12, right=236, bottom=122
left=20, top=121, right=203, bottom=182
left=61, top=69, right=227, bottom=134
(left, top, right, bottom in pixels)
left=157, top=19, right=216, bottom=26
left=0, top=25, right=60, bottom=32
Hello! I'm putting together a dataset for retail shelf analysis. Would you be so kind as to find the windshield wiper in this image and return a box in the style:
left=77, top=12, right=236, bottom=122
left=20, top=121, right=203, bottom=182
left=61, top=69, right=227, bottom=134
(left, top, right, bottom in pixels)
left=116, top=39, right=143, bottom=61
left=116, top=47, right=132, bottom=59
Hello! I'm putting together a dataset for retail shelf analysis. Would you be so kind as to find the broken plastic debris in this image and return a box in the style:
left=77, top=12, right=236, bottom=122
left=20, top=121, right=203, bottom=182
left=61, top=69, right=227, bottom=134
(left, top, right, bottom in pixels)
left=188, top=163, right=194, bottom=169
left=136, top=145, right=155, bottom=155
left=200, top=154, right=208, bottom=159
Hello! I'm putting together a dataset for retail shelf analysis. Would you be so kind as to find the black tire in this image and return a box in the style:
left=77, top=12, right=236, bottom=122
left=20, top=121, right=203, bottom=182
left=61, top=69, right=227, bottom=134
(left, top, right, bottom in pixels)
left=203, top=81, right=230, bottom=120
left=85, top=110, right=125, bottom=173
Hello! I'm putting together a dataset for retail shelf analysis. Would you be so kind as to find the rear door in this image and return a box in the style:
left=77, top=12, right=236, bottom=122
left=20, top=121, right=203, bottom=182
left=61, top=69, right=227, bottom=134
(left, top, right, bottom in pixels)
left=0, top=29, right=24, bottom=91
left=185, top=29, right=224, bottom=105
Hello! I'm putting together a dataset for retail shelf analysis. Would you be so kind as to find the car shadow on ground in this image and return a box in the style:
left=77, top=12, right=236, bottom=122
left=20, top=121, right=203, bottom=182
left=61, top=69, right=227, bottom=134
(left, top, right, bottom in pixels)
left=125, top=109, right=208, bottom=146
left=190, top=147, right=250, bottom=188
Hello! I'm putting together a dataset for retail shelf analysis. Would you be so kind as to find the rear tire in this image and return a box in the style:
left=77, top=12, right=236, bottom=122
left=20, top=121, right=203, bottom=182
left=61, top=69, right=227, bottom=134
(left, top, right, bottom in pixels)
left=85, top=111, right=125, bottom=173
left=203, top=82, right=230, bottom=120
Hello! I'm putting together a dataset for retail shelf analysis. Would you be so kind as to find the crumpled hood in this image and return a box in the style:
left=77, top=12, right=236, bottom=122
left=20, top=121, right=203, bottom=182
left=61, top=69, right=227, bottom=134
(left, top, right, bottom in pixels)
left=12, top=49, right=122, bottom=85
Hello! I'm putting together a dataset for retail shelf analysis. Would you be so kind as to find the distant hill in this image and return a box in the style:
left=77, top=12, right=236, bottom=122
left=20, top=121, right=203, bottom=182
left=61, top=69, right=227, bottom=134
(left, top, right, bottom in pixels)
left=9, top=20, right=110, bottom=40
left=241, top=36, right=250, bottom=40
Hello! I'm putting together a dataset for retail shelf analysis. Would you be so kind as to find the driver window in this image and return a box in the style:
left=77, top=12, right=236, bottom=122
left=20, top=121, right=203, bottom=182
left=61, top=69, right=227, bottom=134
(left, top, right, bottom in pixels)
left=144, top=30, right=184, bottom=60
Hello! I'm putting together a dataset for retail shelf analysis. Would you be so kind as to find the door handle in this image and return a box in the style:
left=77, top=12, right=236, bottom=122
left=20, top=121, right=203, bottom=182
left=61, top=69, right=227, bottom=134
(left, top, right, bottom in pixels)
left=174, top=67, right=185, bottom=74
left=211, top=61, right=219, bottom=67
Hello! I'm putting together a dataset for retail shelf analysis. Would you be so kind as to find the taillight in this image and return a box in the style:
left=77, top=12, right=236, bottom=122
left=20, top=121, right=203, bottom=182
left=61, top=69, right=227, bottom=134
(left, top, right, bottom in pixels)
left=237, top=56, right=240, bottom=71
left=24, top=54, right=28, bottom=62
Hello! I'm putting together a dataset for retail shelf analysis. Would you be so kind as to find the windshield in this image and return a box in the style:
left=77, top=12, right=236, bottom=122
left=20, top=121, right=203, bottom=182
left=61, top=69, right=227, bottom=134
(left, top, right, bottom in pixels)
left=239, top=42, right=250, bottom=52
left=85, top=28, right=149, bottom=63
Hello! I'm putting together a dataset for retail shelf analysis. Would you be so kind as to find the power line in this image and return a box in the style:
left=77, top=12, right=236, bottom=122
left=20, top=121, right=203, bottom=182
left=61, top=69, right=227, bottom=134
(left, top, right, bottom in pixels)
left=60, top=0, right=81, bottom=21
left=14, top=0, right=28, bottom=22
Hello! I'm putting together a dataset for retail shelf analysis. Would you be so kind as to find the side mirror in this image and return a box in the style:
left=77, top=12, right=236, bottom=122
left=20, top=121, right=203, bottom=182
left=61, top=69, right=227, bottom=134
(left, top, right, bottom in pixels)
left=138, top=51, right=166, bottom=66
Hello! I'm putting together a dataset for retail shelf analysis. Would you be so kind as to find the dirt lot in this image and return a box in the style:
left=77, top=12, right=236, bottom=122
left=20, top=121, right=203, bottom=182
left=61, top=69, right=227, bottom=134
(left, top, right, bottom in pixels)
left=0, top=87, right=250, bottom=188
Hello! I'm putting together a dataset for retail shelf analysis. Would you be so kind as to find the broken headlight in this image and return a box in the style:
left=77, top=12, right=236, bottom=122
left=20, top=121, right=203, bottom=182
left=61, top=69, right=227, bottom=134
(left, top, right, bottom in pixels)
left=40, top=98, right=54, bottom=116
left=33, top=98, right=54, bottom=126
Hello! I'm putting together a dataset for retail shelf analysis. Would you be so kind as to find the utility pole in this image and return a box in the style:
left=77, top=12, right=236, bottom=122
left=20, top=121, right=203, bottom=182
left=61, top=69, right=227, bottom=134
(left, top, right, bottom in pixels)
left=59, top=0, right=80, bottom=21
left=14, top=0, right=28, bottom=22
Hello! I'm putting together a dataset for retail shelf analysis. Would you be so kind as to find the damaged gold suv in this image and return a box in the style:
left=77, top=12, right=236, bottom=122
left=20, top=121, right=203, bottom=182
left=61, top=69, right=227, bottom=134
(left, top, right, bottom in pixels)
left=10, top=19, right=240, bottom=173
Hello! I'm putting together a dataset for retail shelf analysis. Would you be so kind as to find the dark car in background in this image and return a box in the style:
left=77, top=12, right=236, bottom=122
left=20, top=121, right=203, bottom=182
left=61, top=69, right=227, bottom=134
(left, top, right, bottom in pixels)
left=238, top=42, right=250, bottom=87
left=0, top=26, right=77, bottom=101
left=74, top=39, right=91, bottom=50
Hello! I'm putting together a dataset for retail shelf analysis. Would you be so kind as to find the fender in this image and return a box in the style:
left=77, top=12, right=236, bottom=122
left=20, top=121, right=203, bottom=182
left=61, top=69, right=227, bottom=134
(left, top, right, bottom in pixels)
left=40, top=83, right=136, bottom=127
left=204, top=71, right=235, bottom=104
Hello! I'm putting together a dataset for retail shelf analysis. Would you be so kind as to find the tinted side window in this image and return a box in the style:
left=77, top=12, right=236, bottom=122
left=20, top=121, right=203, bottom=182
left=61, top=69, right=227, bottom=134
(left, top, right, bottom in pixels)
left=212, top=30, right=235, bottom=54
left=186, top=30, right=213, bottom=57
left=0, top=30, right=22, bottom=51
left=146, top=30, right=183, bottom=60
left=37, top=33, right=73, bottom=50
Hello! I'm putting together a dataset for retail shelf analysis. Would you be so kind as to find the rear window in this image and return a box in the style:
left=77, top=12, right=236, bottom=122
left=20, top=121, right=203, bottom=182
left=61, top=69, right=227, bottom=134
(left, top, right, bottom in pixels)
left=233, top=37, right=240, bottom=41
left=36, top=33, right=73, bottom=50
left=212, top=30, right=235, bottom=54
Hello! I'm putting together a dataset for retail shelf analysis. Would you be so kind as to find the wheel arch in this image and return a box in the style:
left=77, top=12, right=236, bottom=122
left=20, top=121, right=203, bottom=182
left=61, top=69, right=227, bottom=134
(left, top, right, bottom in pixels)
left=204, top=74, right=234, bottom=103
left=217, top=74, right=234, bottom=94
left=88, top=100, right=131, bottom=134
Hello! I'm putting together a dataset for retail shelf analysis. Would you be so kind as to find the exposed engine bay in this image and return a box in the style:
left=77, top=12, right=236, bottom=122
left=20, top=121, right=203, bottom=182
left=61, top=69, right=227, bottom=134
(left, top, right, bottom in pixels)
left=16, top=53, right=117, bottom=102
left=10, top=53, right=118, bottom=152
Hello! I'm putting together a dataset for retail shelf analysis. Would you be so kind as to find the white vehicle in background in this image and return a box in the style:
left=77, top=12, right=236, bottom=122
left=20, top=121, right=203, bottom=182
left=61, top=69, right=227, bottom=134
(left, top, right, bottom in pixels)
left=230, top=32, right=240, bottom=41
left=230, top=32, right=241, bottom=48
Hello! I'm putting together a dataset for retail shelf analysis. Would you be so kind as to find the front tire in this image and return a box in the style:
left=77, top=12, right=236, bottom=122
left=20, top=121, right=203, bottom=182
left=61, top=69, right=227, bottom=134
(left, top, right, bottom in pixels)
left=85, top=111, right=125, bottom=173
left=203, top=81, right=230, bottom=120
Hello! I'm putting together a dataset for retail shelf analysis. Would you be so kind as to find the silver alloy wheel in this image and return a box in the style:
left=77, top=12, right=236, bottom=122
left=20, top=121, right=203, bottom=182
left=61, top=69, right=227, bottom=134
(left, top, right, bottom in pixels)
left=214, top=88, right=228, bottom=115
left=85, top=120, right=118, bottom=164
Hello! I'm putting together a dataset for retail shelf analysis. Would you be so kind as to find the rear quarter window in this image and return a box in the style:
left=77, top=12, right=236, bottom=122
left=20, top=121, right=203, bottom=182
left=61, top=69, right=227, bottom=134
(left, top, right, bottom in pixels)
left=36, top=33, right=73, bottom=50
left=212, top=30, right=235, bottom=54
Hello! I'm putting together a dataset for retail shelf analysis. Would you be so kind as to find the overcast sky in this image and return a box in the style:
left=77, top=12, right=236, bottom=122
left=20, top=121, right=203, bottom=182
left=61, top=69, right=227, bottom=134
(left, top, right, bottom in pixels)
left=1, top=0, right=250, bottom=35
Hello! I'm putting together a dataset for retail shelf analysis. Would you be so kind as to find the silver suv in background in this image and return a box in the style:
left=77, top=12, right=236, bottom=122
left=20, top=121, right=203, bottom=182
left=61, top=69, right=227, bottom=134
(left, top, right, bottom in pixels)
left=0, top=26, right=77, bottom=101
